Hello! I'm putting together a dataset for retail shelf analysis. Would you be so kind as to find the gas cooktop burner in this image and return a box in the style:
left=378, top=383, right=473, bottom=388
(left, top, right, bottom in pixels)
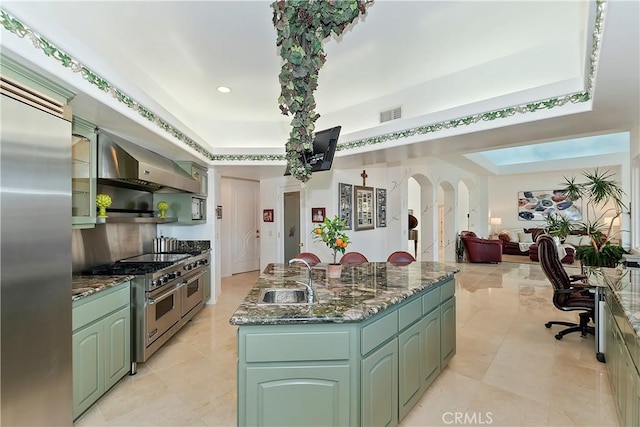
left=82, top=261, right=174, bottom=276
left=120, top=253, right=191, bottom=263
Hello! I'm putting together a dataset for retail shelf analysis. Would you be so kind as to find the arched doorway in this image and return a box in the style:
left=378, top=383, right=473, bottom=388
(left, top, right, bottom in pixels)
left=408, top=174, right=435, bottom=261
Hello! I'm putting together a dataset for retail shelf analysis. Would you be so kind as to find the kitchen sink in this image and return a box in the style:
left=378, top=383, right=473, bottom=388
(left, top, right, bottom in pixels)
left=257, top=288, right=311, bottom=305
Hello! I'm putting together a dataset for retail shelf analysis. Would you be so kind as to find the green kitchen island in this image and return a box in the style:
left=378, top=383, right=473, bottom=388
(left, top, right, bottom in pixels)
left=229, top=261, right=459, bottom=427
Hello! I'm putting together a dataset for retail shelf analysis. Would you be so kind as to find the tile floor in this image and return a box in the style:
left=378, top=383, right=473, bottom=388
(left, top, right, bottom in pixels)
left=75, top=261, right=619, bottom=426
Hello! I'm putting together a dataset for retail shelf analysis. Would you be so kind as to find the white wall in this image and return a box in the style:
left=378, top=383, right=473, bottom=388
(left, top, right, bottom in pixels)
left=259, top=167, right=393, bottom=271
left=396, top=158, right=488, bottom=261
left=157, top=169, right=220, bottom=303
left=487, top=165, right=625, bottom=242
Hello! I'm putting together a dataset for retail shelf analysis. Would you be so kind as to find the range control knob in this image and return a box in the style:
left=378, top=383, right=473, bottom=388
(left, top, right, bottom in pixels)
left=184, top=264, right=192, bottom=271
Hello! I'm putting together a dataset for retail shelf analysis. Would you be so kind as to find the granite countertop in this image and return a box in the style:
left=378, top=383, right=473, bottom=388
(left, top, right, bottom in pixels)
left=593, top=267, right=640, bottom=339
left=72, top=275, right=134, bottom=302
left=229, top=261, right=459, bottom=326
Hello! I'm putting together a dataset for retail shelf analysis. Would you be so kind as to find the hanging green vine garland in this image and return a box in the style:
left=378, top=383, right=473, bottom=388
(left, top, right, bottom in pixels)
left=272, top=0, right=373, bottom=182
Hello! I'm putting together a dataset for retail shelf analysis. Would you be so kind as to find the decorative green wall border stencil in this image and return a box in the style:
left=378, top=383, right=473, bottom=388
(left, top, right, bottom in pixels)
left=1, top=1, right=606, bottom=163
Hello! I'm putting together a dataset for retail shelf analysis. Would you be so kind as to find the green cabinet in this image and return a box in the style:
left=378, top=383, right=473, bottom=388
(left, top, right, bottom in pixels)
left=398, top=318, right=423, bottom=420
left=72, top=322, right=103, bottom=416
left=441, top=297, right=456, bottom=365
left=237, top=277, right=456, bottom=426
left=604, top=291, right=640, bottom=427
left=238, top=324, right=355, bottom=426
left=245, top=364, right=351, bottom=426
left=72, top=282, right=130, bottom=420
left=362, top=338, right=398, bottom=427
left=72, top=117, right=97, bottom=228
left=423, top=308, right=441, bottom=388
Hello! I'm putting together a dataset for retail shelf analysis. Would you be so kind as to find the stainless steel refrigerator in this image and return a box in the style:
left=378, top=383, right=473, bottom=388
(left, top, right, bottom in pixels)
left=1, top=92, right=72, bottom=425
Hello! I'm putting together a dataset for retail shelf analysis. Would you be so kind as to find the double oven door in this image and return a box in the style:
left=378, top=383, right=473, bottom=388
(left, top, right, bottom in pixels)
left=144, top=269, right=204, bottom=348
left=145, top=281, right=181, bottom=347
left=181, top=270, right=204, bottom=318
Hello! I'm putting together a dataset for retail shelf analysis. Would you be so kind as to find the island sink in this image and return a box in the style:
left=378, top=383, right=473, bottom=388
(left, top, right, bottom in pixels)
left=257, top=288, right=310, bottom=305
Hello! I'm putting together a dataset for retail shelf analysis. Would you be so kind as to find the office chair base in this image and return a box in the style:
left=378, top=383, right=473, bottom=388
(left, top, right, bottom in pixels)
left=545, top=316, right=595, bottom=340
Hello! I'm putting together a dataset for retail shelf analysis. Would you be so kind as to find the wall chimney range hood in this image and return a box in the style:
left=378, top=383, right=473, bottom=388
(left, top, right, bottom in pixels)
left=98, top=132, right=199, bottom=194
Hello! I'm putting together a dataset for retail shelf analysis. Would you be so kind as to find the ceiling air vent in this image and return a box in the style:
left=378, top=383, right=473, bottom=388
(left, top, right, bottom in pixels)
left=0, top=75, right=66, bottom=118
left=379, top=106, right=402, bottom=123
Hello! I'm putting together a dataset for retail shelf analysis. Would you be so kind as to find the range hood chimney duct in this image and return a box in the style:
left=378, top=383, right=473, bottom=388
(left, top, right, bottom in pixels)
left=98, top=133, right=199, bottom=193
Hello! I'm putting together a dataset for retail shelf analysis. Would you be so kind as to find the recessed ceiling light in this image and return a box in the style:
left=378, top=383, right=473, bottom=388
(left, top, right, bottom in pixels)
left=217, top=86, right=231, bottom=94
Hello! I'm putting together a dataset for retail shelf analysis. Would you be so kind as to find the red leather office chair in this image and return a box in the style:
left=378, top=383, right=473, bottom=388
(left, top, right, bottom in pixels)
left=340, top=252, right=368, bottom=265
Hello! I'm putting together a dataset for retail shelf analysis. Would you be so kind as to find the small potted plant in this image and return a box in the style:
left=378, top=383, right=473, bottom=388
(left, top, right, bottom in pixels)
left=312, top=215, right=350, bottom=278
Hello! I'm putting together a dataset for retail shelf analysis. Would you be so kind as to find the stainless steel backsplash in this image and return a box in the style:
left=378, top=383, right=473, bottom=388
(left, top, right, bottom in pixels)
left=72, top=223, right=156, bottom=273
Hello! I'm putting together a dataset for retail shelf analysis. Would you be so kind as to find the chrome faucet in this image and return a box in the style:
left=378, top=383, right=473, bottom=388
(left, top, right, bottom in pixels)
left=289, top=258, right=315, bottom=304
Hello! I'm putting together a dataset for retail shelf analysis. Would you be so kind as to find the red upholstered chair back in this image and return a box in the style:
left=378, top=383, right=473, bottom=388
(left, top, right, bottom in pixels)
left=340, top=252, right=368, bottom=265
left=292, top=252, right=321, bottom=266
left=386, top=251, right=416, bottom=264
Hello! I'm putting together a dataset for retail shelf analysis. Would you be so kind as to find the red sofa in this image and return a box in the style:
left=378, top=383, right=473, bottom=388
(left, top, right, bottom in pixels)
left=460, top=231, right=502, bottom=263
left=498, top=228, right=545, bottom=255
left=529, top=243, right=575, bottom=264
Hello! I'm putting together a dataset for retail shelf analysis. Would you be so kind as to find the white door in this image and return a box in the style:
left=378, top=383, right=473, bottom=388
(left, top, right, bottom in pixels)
left=231, top=179, right=260, bottom=273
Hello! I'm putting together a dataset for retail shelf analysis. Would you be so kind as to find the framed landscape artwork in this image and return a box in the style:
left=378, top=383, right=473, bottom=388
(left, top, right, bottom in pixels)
left=376, top=188, right=387, bottom=227
left=354, top=185, right=374, bottom=231
left=338, top=183, right=353, bottom=230
left=517, top=190, right=582, bottom=221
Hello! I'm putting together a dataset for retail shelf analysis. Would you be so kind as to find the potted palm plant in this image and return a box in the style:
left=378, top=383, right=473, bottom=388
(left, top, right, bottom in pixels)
left=555, top=168, right=627, bottom=267
left=312, top=215, right=350, bottom=278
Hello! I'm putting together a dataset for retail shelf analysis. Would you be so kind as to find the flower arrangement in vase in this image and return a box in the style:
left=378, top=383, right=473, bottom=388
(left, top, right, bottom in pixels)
left=312, top=215, right=350, bottom=278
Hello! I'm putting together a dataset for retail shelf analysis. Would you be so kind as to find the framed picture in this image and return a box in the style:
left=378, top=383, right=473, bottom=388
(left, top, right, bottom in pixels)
left=517, top=190, right=582, bottom=221
left=216, top=205, right=223, bottom=219
left=376, top=188, right=387, bottom=227
left=263, top=209, right=274, bottom=223
left=311, top=207, right=326, bottom=223
left=338, top=183, right=353, bottom=230
left=354, top=185, right=375, bottom=231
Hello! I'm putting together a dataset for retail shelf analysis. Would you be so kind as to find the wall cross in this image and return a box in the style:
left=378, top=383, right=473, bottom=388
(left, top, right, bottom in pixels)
left=361, top=170, right=368, bottom=186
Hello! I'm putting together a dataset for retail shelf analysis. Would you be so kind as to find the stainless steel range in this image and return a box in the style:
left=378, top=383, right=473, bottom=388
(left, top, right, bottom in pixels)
left=83, top=251, right=210, bottom=374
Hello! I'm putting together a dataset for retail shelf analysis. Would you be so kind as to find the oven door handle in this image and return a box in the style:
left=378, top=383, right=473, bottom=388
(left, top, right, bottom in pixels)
left=180, top=271, right=204, bottom=288
left=148, top=285, right=179, bottom=305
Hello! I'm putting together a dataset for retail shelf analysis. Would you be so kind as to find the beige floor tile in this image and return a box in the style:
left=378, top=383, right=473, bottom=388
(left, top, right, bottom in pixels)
left=75, top=263, right=620, bottom=427
left=466, top=383, right=550, bottom=426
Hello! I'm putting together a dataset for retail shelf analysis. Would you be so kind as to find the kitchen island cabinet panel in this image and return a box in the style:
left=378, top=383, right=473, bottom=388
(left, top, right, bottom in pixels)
left=398, top=318, right=423, bottom=420
left=233, top=262, right=458, bottom=426
left=422, top=308, right=442, bottom=389
left=72, top=281, right=130, bottom=420
left=441, top=296, right=456, bottom=365
left=244, top=330, right=351, bottom=363
left=245, top=364, right=351, bottom=427
left=362, top=338, right=398, bottom=427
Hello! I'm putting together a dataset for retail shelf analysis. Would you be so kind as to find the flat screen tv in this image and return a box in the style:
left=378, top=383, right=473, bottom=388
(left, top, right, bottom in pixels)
left=284, top=126, right=341, bottom=176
